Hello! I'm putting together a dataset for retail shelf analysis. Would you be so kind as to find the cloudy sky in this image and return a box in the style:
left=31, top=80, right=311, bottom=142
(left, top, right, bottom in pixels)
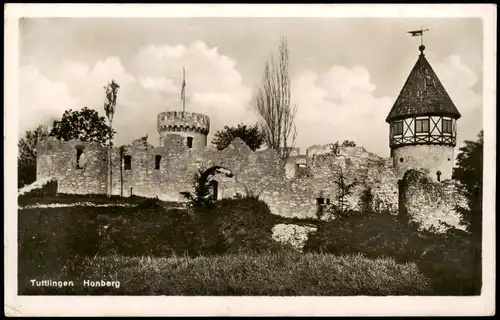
left=19, top=17, right=483, bottom=157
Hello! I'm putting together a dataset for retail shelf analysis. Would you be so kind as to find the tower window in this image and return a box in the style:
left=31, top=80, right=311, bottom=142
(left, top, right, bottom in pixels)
left=392, top=121, right=403, bottom=136
left=187, top=137, right=193, bottom=149
left=399, top=157, right=404, bottom=163
left=155, top=155, right=161, bottom=170
left=424, top=77, right=434, bottom=87
left=76, top=148, right=84, bottom=169
left=415, top=119, right=430, bottom=133
left=436, top=171, right=442, bottom=182
left=124, top=155, right=132, bottom=170
left=442, top=119, right=452, bottom=133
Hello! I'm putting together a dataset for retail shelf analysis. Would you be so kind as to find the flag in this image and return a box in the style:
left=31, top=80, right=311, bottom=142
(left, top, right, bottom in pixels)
left=408, top=30, right=423, bottom=37
left=181, top=67, right=186, bottom=101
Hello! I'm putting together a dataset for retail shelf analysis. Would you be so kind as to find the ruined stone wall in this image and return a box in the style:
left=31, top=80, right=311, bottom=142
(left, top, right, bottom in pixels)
left=399, top=169, right=467, bottom=232
left=36, top=138, right=108, bottom=195
left=392, top=144, right=455, bottom=181
left=37, top=137, right=400, bottom=220
left=258, top=147, right=399, bottom=219
left=305, top=147, right=399, bottom=214
left=106, top=136, right=285, bottom=204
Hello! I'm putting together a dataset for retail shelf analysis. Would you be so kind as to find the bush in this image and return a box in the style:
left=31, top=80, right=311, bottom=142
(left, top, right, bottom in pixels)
left=304, top=210, right=482, bottom=295
left=194, top=197, right=283, bottom=255
left=417, top=229, right=481, bottom=295
left=304, top=211, right=422, bottom=262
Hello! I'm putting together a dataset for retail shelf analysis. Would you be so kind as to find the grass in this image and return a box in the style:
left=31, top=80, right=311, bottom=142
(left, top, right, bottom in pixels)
left=17, top=193, right=175, bottom=206
left=18, top=194, right=471, bottom=296
left=19, top=252, right=431, bottom=295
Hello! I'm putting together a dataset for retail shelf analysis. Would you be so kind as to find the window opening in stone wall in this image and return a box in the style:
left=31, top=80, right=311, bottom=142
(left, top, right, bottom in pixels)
left=399, top=157, right=404, bottom=163
left=424, top=77, right=434, bottom=87
left=436, top=171, right=442, bottom=182
left=124, top=155, right=132, bottom=170
left=316, top=198, right=325, bottom=205
left=155, top=155, right=161, bottom=170
left=392, top=121, right=403, bottom=136
left=442, top=119, right=452, bottom=134
left=76, top=148, right=84, bottom=169
left=415, top=119, right=430, bottom=133
left=187, top=137, right=193, bottom=148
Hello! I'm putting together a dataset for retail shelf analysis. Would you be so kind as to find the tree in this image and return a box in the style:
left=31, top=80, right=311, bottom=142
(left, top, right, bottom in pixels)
left=341, top=140, right=356, bottom=147
left=330, top=140, right=357, bottom=155
left=212, top=123, right=265, bottom=151
left=49, top=107, right=115, bottom=143
left=452, top=130, right=483, bottom=294
left=103, top=79, right=120, bottom=197
left=18, top=125, right=49, bottom=188
left=452, top=130, right=483, bottom=238
left=180, top=166, right=234, bottom=210
left=256, top=36, right=297, bottom=165
left=328, top=165, right=357, bottom=216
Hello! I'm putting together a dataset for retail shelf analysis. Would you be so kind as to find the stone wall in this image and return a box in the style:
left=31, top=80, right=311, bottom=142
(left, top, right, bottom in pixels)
left=37, top=138, right=108, bottom=195
left=399, top=169, right=467, bottom=232
left=37, top=138, right=399, bottom=220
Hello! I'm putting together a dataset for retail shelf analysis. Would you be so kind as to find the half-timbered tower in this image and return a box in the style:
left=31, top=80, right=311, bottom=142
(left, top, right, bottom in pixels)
left=386, top=44, right=461, bottom=181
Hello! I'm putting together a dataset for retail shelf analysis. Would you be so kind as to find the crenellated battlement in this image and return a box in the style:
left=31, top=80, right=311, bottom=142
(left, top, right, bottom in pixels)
left=157, top=111, right=210, bottom=135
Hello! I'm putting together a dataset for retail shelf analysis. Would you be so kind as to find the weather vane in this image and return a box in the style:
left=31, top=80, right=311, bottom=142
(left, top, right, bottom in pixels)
left=408, top=27, right=430, bottom=49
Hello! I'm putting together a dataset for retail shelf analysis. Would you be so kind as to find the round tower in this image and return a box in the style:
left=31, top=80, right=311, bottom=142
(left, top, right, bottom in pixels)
left=386, top=45, right=461, bottom=182
left=157, top=111, right=210, bottom=149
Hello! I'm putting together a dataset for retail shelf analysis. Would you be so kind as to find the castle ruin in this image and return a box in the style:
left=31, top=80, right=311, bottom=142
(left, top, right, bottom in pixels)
left=35, top=44, right=467, bottom=231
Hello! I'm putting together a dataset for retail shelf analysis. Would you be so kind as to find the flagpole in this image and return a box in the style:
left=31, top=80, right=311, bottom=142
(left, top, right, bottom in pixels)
left=421, top=26, right=423, bottom=46
left=182, top=67, right=186, bottom=115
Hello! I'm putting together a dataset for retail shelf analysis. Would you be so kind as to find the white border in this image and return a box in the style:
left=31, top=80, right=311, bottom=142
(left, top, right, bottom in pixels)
left=4, top=3, right=496, bottom=316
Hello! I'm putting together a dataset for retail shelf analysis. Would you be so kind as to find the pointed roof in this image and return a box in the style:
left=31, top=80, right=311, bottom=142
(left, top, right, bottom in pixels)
left=386, top=45, right=461, bottom=123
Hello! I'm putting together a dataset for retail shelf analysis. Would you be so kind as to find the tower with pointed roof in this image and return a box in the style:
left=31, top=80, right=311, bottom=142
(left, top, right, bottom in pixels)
left=386, top=44, right=461, bottom=182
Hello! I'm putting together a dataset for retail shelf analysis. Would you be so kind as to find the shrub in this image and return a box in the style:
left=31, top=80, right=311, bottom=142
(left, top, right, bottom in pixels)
left=304, top=209, right=482, bottom=295
left=195, top=197, right=281, bottom=255
left=417, top=229, right=481, bottom=295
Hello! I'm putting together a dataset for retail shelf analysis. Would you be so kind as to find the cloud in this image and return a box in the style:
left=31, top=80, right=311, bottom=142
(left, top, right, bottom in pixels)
left=19, top=41, right=255, bottom=146
left=292, top=66, right=393, bottom=157
left=291, top=55, right=483, bottom=157
left=19, top=65, right=78, bottom=136
left=19, top=48, right=482, bottom=157
left=433, top=54, right=483, bottom=146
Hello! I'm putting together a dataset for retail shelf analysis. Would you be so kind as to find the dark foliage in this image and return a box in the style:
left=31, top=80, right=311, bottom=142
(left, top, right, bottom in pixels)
left=17, top=125, right=49, bottom=188
left=180, top=167, right=217, bottom=210
left=341, top=140, right=356, bottom=147
left=49, top=107, right=115, bottom=144
left=450, top=130, right=483, bottom=295
left=452, top=130, right=483, bottom=238
left=327, top=166, right=357, bottom=216
left=330, top=140, right=357, bottom=155
left=197, top=198, right=283, bottom=255
left=304, top=210, right=482, bottom=295
left=18, top=196, right=303, bottom=288
left=212, top=123, right=266, bottom=151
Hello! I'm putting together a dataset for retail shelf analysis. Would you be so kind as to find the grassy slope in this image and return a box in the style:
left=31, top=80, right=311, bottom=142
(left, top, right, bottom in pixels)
left=20, top=253, right=430, bottom=295
left=18, top=195, right=432, bottom=296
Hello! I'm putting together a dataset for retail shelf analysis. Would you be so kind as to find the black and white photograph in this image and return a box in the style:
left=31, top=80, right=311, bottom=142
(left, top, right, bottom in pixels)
left=4, top=3, right=496, bottom=316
